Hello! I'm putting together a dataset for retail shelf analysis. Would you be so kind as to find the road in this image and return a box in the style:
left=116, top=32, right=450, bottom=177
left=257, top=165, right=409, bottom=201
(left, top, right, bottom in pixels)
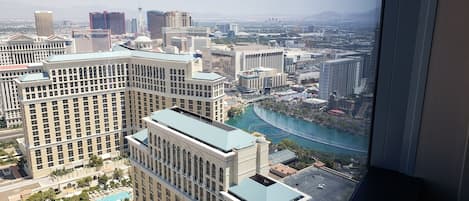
left=0, top=128, right=23, bottom=141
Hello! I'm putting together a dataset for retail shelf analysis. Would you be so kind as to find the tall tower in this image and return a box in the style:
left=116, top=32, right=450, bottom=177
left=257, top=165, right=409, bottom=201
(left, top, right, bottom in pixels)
left=34, top=11, right=54, bottom=36
left=147, top=10, right=165, bottom=39
left=138, top=7, right=146, bottom=35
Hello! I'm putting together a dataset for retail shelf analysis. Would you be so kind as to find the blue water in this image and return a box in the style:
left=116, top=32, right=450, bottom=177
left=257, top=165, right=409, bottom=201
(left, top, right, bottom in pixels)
left=96, top=191, right=131, bottom=201
left=226, top=105, right=369, bottom=157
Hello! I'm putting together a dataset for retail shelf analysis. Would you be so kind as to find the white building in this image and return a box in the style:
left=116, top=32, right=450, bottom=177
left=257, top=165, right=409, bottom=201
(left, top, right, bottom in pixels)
left=0, top=34, right=70, bottom=66
left=189, top=36, right=211, bottom=52
left=238, top=67, right=287, bottom=94
left=71, top=29, right=111, bottom=53
left=229, top=23, right=239, bottom=34
left=284, top=50, right=324, bottom=73
left=170, top=37, right=189, bottom=53
left=302, top=98, right=328, bottom=110
left=127, top=107, right=310, bottom=201
left=319, top=58, right=361, bottom=99
left=162, top=27, right=210, bottom=47
left=134, top=36, right=153, bottom=51
left=208, top=44, right=284, bottom=81
left=0, top=63, right=43, bottom=127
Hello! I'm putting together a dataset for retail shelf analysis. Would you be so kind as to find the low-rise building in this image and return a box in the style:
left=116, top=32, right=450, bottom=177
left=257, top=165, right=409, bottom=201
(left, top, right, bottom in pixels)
left=269, top=149, right=297, bottom=165
left=208, top=44, right=284, bottom=81
left=162, top=27, right=210, bottom=47
left=303, top=98, right=328, bottom=110
left=270, top=163, right=298, bottom=178
left=238, top=67, right=287, bottom=94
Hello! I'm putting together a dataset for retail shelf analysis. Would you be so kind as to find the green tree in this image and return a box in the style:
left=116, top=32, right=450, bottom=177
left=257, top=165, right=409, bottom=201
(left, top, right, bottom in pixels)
left=76, top=176, right=92, bottom=188
left=98, top=174, right=109, bottom=185
left=88, top=155, right=103, bottom=168
left=26, top=189, right=56, bottom=201
left=0, top=116, right=6, bottom=128
left=112, top=168, right=123, bottom=180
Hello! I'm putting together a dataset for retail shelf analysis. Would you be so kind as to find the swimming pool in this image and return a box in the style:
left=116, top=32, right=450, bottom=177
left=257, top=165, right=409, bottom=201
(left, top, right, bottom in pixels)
left=96, top=191, right=131, bottom=201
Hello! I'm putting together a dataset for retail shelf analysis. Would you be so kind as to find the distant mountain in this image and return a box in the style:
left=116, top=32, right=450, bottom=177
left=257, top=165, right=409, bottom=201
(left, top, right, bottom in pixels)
left=303, top=8, right=380, bottom=25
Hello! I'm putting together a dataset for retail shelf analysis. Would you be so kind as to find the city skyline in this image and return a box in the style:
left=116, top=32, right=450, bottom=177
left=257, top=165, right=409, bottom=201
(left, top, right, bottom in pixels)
left=0, top=0, right=380, bottom=21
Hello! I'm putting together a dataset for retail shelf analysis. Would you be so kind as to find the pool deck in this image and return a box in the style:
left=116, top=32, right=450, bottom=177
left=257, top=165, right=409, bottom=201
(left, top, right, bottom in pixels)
left=90, top=187, right=132, bottom=201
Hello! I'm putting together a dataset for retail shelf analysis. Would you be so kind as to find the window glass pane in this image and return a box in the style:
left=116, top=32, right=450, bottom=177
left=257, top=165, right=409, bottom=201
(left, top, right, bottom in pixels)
left=2, top=1, right=381, bottom=201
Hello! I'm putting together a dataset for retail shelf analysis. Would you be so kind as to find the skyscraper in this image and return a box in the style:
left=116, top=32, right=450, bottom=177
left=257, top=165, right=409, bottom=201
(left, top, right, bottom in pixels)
left=147, top=10, right=165, bottom=39
left=164, top=11, right=192, bottom=28
left=108, top=12, right=126, bottom=35
left=89, top=12, right=108, bottom=30
left=89, top=11, right=126, bottom=35
left=34, top=11, right=54, bottom=36
left=319, top=58, right=361, bottom=99
left=126, top=18, right=138, bottom=34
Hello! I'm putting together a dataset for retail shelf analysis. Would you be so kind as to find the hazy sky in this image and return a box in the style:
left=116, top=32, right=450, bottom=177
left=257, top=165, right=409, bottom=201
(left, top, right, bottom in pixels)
left=0, top=0, right=380, bottom=21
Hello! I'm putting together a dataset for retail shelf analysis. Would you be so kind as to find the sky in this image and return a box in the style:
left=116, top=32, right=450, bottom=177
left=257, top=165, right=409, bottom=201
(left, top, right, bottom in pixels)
left=0, top=0, right=381, bottom=21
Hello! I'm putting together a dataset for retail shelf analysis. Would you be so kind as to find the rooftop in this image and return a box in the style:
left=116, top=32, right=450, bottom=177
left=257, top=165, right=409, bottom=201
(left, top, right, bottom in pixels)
left=0, top=64, right=29, bottom=71
left=47, top=49, right=196, bottom=63
left=18, top=72, right=49, bottom=82
left=282, top=166, right=357, bottom=201
left=324, top=58, right=357, bottom=64
left=191, top=72, right=224, bottom=81
left=303, top=98, right=328, bottom=105
left=150, top=108, right=257, bottom=153
left=133, top=129, right=149, bottom=146
left=271, top=164, right=298, bottom=177
left=269, top=149, right=298, bottom=165
left=228, top=175, right=304, bottom=201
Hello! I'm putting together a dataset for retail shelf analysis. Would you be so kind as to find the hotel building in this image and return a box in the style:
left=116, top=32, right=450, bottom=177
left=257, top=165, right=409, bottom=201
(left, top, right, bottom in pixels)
left=127, top=108, right=310, bottom=201
left=319, top=58, right=361, bottom=99
left=238, top=67, right=287, bottom=94
left=0, top=34, right=70, bottom=127
left=0, top=63, right=43, bottom=127
left=15, top=49, right=225, bottom=178
left=34, top=11, right=54, bottom=37
left=162, top=27, right=210, bottom=47
left=208, top=44, right=284, bottom=81
left=0, top=34, right=70, bottom=66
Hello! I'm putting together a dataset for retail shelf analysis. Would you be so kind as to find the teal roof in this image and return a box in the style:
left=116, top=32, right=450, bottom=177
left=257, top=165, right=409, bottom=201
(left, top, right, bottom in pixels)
left=132, top=129, right=149, bottom=146
left=18, top=72, right=49, bottom=82
left=229, top=177, right=304, bottom=201
left=191, top=72, right=224, bottom=81
left=269, top=149, right=297, bottom=165
left=151, top=109, right=256, bottom=152
left=47, top=50, right=195, bottom=63
left=47, top=51, right=130, bottom=62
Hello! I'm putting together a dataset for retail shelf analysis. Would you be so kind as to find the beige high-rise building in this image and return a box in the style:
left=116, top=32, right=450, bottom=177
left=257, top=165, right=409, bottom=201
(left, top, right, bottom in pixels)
left=127, top=108, right=311, bottom=201
left=164, top=11, right=192, bottom=28
left=16, top=49, right=225, bottom=178
left=34, top=11, right=54, bottom=37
